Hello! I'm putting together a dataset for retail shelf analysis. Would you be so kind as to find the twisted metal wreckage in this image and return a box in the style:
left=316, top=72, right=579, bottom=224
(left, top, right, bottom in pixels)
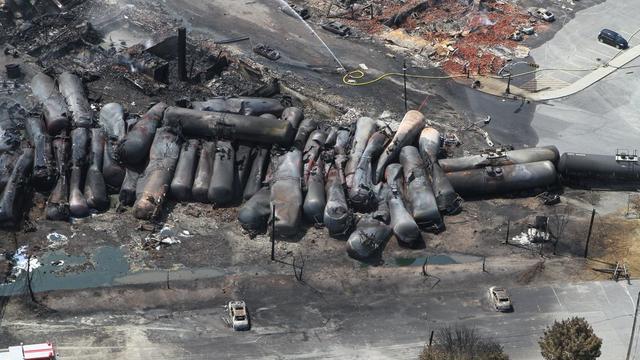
left=1, top=70, right=638, bottom=261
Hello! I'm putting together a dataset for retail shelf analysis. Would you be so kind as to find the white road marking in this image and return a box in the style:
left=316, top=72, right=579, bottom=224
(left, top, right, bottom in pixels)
left=551, top=287, right=563, bottom=309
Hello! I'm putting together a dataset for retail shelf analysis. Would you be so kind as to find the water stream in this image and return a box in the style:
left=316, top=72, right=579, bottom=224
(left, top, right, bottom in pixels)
left=274, top=0, right=345, bottom=71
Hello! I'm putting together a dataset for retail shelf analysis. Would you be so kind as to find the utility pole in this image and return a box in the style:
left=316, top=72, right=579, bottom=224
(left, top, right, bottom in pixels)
left=177, top=27, right=187, bottom=81
left=505, top=219, right=510, bottom=245
left=626, top=290, right=640, bottom=360
left=422, top=256, right=429, bottom=277
left=584, top=208, right=596, bottom=258
left=271, top=205, right=276, bottom=261
left=403, top=59, right=408, bottom=112
left=505, top=71, right=512, bottom=94
left=26, top=254, right=36, bottom=303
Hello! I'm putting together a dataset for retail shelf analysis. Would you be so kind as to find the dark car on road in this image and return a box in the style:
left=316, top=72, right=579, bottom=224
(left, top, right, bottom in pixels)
left=598, top=29, right=628, bottom=49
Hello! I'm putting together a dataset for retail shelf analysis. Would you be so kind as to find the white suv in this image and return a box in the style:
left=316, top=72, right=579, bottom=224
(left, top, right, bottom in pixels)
left=489, top=287, right=513, bottom=312
left=227, top=301, right=250, bottom=331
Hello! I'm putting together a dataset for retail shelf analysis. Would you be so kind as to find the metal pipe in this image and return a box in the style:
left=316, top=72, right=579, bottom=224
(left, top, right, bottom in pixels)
left=162, top=107, right=295, bottom=145
left=375, top=110, right=425, bottom=183
left=178, top=27, right=187, bottom=81
left=445, top=161, right=557, bottom=196
left=133, top=127, right=181, bottom=220
left=439, top=146, right=560, bottom=173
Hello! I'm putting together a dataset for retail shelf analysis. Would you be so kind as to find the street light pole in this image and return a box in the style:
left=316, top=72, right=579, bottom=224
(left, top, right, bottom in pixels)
left=403, top=59, right=408, bottom=112
left=626, top=290, right=640, bottom=360
left=506, top=72, right=512, bottom=94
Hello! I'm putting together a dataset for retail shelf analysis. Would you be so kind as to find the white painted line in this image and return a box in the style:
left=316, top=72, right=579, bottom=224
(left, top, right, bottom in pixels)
left=598, top=282, right=612, bottom=305
left=558, top=70, right=582, bottom=80
left=551, top=287, right=563, bottom=309
left=585, top=47, right=614, bottom=59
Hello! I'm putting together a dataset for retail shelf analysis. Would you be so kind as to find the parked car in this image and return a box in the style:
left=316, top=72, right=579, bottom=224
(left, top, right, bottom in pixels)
left=598, top=29, right=629, bottom=49
left=253, top=43, right=280, bottom=61
left=489, top=286, right=513, bottom=312
left=528, top=8, right=555, bottom=22
left=227, top=300, right=250, bottom=331
left=281, top=4, right=310, bottom=20
left=509, top=31, right=523, bottom=41
left=518, top=25, right=535, bottom=35
left=321, top=21, right=350, bottom=36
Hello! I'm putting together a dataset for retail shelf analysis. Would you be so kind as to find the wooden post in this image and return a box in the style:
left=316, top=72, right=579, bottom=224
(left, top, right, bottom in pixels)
left=584, top=209, right=596, bottom=258
left=403, top=59, right=408, bottom=112
left=177, top=27, right=187, bottom=81
left=271, top=205, right=276, bottom=261
left=626, top=291, right=640, bottom=360
left=505, top=219, right=510, bottom=245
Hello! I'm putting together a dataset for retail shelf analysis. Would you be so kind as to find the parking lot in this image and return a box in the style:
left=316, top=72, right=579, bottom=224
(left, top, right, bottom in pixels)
left=531, top=0, right=640, bottom=85
left=526, top=0, right=640, bottom=154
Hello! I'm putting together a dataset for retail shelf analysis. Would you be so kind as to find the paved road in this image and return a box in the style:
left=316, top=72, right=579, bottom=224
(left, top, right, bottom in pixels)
left=9, top=278, right=638, bottom=360
left=527, top=0, right=640, bottom=153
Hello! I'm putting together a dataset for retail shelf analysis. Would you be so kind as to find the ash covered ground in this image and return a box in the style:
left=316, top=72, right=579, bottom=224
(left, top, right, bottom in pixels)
left=0, top=0, right=637, bottom=359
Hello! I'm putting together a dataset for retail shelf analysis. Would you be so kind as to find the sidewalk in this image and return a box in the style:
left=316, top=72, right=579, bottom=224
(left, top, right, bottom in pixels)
left=471, top=44, right=640, bottom=101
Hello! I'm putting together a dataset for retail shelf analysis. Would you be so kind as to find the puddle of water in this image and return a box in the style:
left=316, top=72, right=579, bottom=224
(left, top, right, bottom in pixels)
left=0, top=246, right=129, bottom=296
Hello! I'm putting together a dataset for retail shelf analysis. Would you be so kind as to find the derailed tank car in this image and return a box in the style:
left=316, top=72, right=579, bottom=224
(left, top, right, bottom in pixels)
left=439, top=146, right=560, bottom=173
left=557, top=152, right=640, bottom=188
left=446, top=161, right=557, bottom=197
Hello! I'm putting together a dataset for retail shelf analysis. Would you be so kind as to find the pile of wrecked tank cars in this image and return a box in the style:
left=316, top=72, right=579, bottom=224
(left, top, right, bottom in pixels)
left=0, top=70, right=638, bottom=261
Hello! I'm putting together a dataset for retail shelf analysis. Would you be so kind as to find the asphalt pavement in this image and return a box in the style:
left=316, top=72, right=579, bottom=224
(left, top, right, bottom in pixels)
left=37, top=278, right=640, bottom=360
left=528, top=0, right=640, bottom=154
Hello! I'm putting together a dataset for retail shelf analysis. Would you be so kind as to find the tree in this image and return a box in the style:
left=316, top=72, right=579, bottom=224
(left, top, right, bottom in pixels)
left=420, top=326, right=509, bottom=360
left=539, top=317, right=602, bottom=360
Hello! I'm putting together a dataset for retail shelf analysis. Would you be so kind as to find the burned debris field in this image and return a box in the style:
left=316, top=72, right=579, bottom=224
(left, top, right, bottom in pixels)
left=0, top=0, right=639, bottom=359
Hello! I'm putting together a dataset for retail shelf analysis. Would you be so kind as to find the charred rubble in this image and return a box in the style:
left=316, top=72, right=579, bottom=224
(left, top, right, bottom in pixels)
left=3, top=58, right=632, bottom=262
left=0, top=2, right=637, bottom=264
